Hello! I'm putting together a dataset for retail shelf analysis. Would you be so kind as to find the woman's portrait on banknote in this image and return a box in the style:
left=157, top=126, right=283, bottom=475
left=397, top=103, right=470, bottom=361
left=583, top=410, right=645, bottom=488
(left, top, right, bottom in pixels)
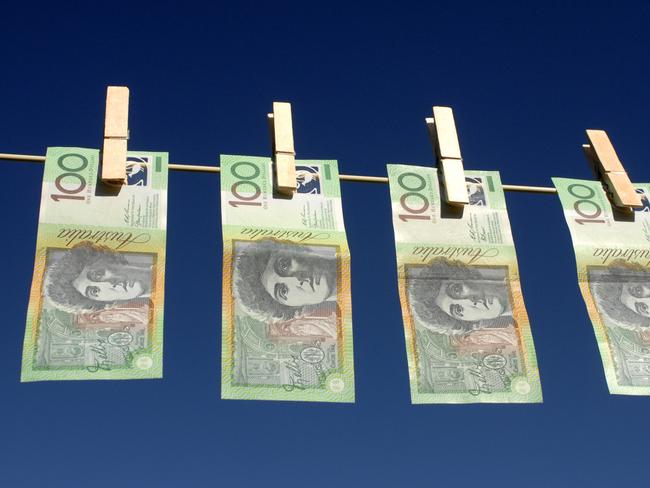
left=589, top=260, right=650, bottom=331
left=233, top=239, right=339, bottom=324
left=407, top=257, right=515, bottom=335
left=44, top=241, right=154, bottom=313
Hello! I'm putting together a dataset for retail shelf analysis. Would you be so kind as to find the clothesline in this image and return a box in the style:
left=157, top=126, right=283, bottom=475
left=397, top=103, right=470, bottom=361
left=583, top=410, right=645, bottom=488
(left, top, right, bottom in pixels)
left=0, top=152, right=558, bottom=194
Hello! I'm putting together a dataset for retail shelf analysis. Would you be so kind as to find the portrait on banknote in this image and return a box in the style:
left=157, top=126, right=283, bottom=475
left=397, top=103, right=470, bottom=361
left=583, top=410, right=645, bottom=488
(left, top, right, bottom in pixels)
left=44, top=241, right=154, bottom=313
left=233, top=238, right=339, bottom=323
left=588, top=261, right=650, bottom=332
left=31, top=241, right=155, bottom=371
left=407, top=257, right=515, bottom=335
left=229, top=238, right=342, bottom=389
left=404, top=257, right=524, bottom=396
left=587, top=261, right=650, bottom=387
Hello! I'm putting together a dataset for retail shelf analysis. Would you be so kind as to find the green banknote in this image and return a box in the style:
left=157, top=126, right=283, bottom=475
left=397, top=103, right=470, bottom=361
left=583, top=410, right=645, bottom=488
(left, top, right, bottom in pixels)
left=388, top=165, right=542, bottom=403
left=220, top=155, right=354, bottom=402
left=21, top=147, right=168, bottom=381
left=554, top=177, right=650, bottom=394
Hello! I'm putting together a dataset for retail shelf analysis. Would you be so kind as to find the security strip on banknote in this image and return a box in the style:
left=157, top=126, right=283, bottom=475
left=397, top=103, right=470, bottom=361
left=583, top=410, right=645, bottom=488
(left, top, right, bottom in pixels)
left=554, top=177, right=650, bottom=395
left=21, top=147, right=168, bottom=381
left=220, top=155, right=355, bottom=402
left=388, top=165, right=542, bottom=403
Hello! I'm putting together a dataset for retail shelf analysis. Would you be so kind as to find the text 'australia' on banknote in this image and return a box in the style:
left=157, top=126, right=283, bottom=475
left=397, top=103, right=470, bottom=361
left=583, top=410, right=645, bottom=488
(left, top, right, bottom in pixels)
left=554, top=177, right=650, bottom=395
left=388, top=165, right=542, bottom=403
left=21, top=147, right=168, bottom=381
left=220, top=155, right=354, bottom=402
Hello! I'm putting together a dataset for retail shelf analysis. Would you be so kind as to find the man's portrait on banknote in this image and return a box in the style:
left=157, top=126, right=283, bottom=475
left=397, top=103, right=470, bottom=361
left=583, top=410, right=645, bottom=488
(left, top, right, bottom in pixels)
left=233, top=239, right=339, bottom=323
left=407, top=257, right=515, bottom=335
left=44, top=241, right=154, bottom=313
left=589, top=261, right=650, bottom=331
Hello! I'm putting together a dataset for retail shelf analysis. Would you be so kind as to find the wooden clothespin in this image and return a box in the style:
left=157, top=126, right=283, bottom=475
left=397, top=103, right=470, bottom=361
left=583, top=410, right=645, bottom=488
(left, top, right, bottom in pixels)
left=101, top=86, right=130, bottom=182
left=425, top=106, right=469, bottom=205
left=582, top=129, right=642, bottom=209
left=268, top=102, right=297, bottom=196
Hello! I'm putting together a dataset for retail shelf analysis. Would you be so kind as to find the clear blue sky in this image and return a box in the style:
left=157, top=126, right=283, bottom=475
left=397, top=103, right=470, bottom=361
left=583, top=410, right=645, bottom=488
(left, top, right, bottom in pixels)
left=1, top=1, right=649, bottom=486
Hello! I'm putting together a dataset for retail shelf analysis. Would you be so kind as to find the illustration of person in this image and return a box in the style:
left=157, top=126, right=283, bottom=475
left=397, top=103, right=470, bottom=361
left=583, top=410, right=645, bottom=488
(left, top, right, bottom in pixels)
left=234, top=239, right=338, bottom=322
left=590, top=261, right=650, bottom=331
left=408, top=257, right=514, bottom=335
left=44, top=241, right=153, bottom=313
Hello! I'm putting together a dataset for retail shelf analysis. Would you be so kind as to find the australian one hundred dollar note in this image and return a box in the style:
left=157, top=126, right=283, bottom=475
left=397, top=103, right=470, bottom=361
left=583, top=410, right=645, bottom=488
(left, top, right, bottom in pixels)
left=555, top=177, right=650, bottom=394
left=220, top=155, right=354, bottom=402
left=21, top=147, right=168, bottom=381
left=388, top=164, right=542, bottom=403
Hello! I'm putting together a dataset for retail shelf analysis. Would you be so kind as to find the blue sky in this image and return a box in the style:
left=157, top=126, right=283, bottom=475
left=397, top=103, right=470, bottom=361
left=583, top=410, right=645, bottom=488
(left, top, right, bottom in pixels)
left=1, top=1, right=649, bottom=486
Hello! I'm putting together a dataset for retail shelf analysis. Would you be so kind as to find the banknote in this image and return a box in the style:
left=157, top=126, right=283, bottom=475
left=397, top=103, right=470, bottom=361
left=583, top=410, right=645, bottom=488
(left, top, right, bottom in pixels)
left=388, top=165, right=542, bottom=403
left=554, top=177, right=650, bottom=394
left=21, top=147, right=168, bottom=381
left=220, top=156, right=354, bottom=402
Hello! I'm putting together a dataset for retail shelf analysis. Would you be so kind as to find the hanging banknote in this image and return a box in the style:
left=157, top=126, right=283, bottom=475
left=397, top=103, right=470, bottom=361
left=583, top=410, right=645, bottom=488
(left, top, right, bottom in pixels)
left=220, top=155, right=354, bottom=402
left=388, top=165, right=542, bottom=403
left=21, top=147, right=168, bottom=381
left=554, top=177, right=650, bottom=394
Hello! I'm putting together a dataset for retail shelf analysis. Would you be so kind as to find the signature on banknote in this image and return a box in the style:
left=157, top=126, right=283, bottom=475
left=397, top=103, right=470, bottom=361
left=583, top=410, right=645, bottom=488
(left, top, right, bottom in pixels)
left=87, top=336, right=133, bottom=373
left=467, top=355, right=510, bottom=396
